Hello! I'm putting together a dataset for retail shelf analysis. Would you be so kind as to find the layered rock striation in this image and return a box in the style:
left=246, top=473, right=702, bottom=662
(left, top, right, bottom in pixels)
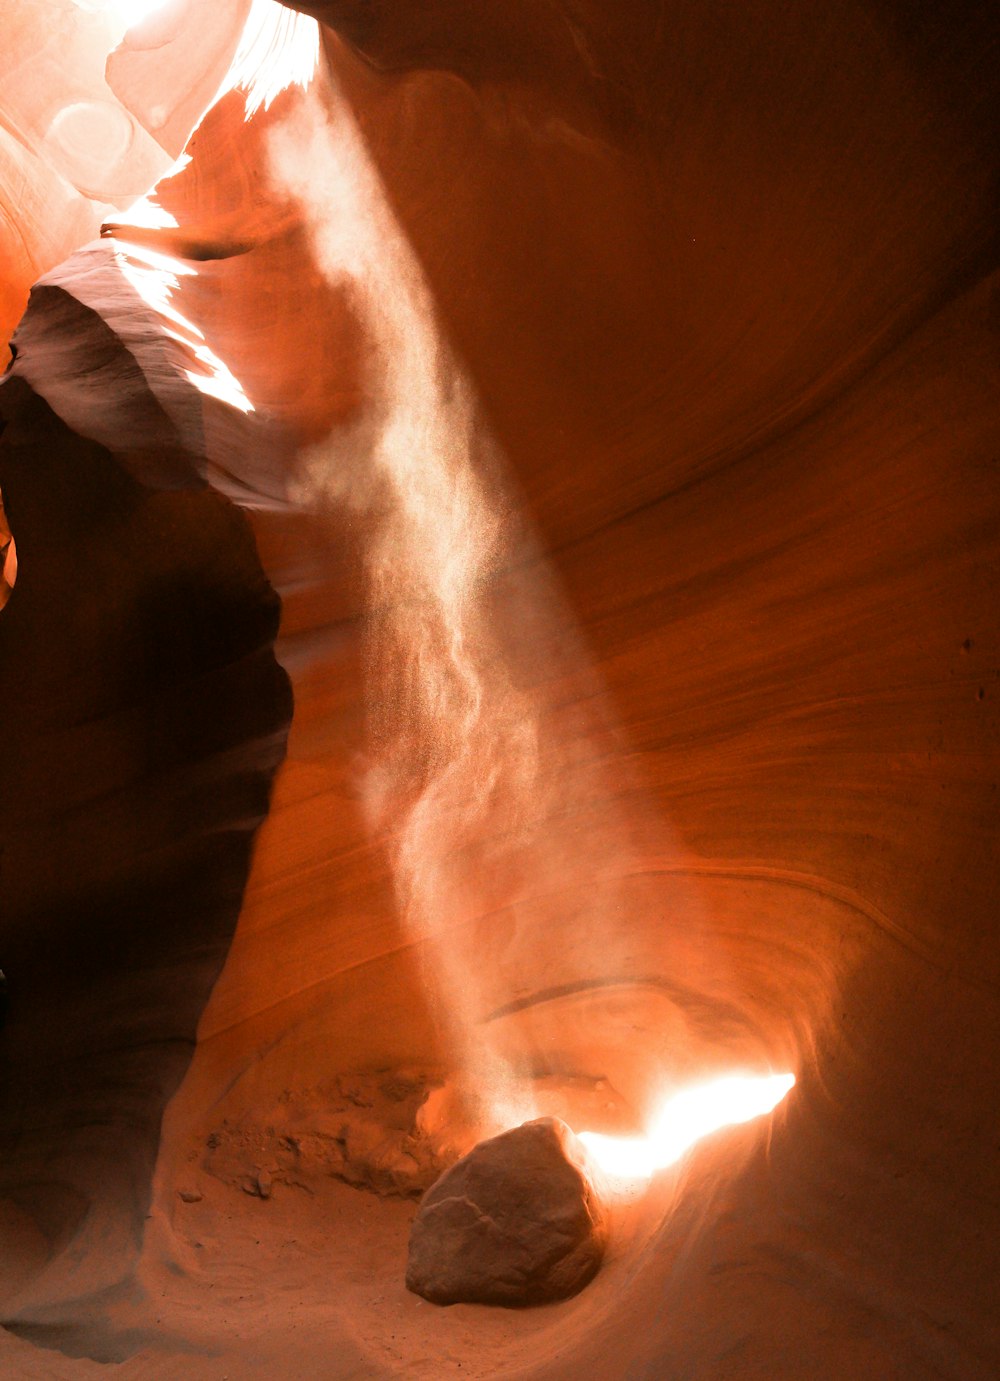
left=0, top=0, right=997, bottom=1375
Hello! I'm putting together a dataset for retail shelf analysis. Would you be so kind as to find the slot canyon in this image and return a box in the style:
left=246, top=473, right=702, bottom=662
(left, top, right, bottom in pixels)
left=0, top=0, right=997, bottom=1375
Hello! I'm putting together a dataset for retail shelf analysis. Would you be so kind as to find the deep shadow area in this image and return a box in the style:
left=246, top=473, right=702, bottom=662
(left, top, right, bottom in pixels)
left=0, top=382, right=291, bottom=1334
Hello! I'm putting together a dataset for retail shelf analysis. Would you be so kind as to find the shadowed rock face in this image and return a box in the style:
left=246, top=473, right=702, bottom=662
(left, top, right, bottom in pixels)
left=0, top=0, right=997, bottom=1375
left=0, top=380, right=291, bottom=1330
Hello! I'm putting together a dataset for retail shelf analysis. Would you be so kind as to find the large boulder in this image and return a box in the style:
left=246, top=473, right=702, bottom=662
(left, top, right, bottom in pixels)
left=405, top=1117, right=606, bottom=1307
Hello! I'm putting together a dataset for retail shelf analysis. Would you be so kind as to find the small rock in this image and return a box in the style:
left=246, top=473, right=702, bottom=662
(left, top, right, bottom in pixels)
left=240, top=1171, right=272, bottom=1199
left=406, top=1117, right=606, bottom=1307
left=178, top=1189, right=202, bottom=1204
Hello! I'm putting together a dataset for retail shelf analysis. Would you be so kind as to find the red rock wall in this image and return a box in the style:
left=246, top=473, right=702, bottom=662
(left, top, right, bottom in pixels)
left=0, top=0, right=997, bottom=1373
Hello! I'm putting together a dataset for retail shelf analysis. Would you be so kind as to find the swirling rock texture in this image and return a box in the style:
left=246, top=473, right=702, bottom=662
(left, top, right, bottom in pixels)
left=0, top=0, right=998, bottom=1376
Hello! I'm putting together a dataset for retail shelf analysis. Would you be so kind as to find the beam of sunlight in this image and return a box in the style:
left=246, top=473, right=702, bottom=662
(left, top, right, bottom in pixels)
left=579, top=1072, right=796, bottom=1184
left=262, top=43, right=716, bottom=1138
left=265, top=86, right=544, bottom=1115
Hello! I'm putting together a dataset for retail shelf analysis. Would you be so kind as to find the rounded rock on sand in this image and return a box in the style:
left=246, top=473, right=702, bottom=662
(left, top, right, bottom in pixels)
left=405, top=1117, right=606, bottom=1307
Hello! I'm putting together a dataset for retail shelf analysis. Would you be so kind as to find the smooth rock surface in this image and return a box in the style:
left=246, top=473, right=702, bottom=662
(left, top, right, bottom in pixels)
left=0, top=0, right=251, bottom=348
left=0, top=0, right=997, bottom=1376
left=406, top=1118, right=606, bottom=1306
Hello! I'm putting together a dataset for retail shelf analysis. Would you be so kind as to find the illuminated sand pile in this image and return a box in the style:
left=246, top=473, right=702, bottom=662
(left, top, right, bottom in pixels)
left=0, top=0, right=997, bottom=1376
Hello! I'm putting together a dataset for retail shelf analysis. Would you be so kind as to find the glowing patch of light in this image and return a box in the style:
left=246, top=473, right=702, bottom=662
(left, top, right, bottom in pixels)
left=114, top=197, right=179, bottom=232
left=110, top=0, right=172, bottom=25
left=115, top=243, right=254, bottom=414
left=113, top=159, right=188, bottom=233
left=221, top=0, right=321, bottom=119
left=72, top=0, right=174, bottom=33
left=578, top=1072, right=795, bottom=1184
